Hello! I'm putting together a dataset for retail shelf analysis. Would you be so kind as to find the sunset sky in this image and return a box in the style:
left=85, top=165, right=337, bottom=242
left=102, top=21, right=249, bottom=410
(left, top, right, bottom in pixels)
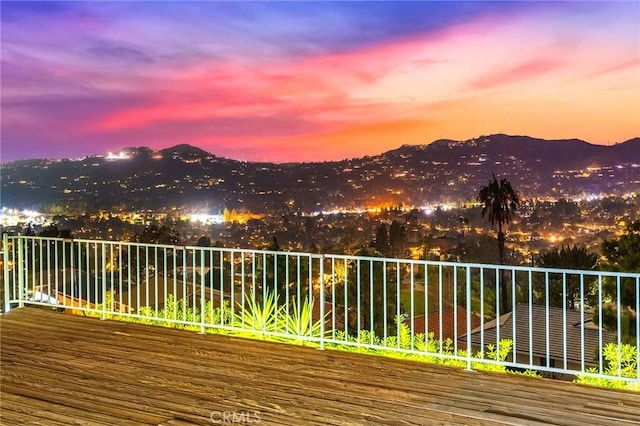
left=1, top=1, right=639, bottom=162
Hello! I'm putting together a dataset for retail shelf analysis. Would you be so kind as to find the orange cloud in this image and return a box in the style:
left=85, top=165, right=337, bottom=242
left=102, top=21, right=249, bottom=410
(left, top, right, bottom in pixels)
left=85, top=11, right=639, bottom=160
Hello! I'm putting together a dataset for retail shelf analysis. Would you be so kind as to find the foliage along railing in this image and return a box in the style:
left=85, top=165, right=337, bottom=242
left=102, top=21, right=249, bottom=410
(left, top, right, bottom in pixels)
left=85, top=290, right=533, bottom=378
left=2, top=234, right=638, bottom=390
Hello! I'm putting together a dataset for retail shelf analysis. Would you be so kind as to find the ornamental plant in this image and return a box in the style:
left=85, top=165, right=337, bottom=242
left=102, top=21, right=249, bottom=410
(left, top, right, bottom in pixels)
left=574, top=342, right=639, bottom=391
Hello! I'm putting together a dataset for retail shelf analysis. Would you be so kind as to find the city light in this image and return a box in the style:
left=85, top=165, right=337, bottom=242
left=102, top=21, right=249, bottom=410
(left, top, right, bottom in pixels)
left=0, top=207, right=47, bottom=227
left=188, top=213, right=224, bottom=225
left=106, top=151, right=131, bottom=160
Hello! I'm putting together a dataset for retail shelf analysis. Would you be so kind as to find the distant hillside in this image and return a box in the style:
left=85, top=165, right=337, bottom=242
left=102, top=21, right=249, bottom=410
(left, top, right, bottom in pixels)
left=160, top=144, right=213, bottom=159
left=2, top=134, right=639, bottom=212
left=384, top=135, right=618, bottom=169
left=609, top=138, right=640, bottom=158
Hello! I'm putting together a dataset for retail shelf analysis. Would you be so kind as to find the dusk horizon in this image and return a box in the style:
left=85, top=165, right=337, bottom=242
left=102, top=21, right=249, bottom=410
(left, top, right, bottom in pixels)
left=2, top=1, right=639, bottom=163
left=2, top=132, right=640, bottom=164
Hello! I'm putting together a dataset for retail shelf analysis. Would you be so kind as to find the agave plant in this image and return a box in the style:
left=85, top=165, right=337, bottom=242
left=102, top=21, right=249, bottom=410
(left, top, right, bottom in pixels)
left=278, top=297, right=326, bottom=338
left=234, top=289, right=282, bottom=332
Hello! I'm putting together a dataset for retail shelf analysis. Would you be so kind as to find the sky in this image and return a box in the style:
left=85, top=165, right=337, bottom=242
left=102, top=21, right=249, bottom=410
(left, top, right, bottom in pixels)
left=1, top=1, right=639, bottom=163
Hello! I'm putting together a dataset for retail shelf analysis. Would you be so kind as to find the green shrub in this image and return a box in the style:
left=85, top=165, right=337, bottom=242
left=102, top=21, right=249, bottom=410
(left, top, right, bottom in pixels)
left=84, top=292, right=562, bottom=384
left=574, top=343, right=639, bottom=391
left=323, top=316, right=538, bottom=377
left=203, top=300, right=232, bottom=326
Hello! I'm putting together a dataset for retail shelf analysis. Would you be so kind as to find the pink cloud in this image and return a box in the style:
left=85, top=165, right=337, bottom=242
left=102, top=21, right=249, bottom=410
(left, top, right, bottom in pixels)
left=81, top=10, right=639, bottom=161
left=469, top=58, right=565, bottom=90
left=582, top=57, right=640, bottom=80
left=86, top=25, right=457, bottom=134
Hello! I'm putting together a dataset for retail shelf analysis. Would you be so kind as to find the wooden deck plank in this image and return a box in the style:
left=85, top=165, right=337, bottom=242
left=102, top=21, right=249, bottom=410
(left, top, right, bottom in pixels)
left=0, top=310, right=636, bottom=426
left=3, top=361, right=483, bottom=426
left=0, top=315, right=630, bottom=401
left=0, top=400, right=73, bottom=426
left=1, top=338, right=568, bottom=424
left=1, top=308, right=639, bottom=426
left=3, top=322, right=632, bottom=412
left=4, top=334, right=636, bottom=425
left=2, top=312, right=636, bottom=412
left=0, top=392, right=125, bottom=426
left=1, top=383, right=171, bottom=425
left=4, top=311, right=637, bottom=409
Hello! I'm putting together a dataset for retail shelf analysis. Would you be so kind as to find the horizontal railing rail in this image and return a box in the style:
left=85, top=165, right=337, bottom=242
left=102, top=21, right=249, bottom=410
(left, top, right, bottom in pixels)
left=2, top=234, right=638, bottom=383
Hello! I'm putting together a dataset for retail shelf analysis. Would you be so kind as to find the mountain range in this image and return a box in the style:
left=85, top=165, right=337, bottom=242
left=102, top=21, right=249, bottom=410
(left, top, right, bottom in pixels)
left=2, top=134, right=639, bottom=212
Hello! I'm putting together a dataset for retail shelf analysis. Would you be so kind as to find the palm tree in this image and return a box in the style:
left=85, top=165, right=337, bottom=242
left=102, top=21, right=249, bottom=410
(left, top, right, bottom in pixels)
left=478, top=174, right=520, bottom=313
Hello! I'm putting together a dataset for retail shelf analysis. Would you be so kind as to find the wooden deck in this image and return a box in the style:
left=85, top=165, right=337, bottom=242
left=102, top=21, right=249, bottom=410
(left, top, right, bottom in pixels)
left=1, top=308, right=639, bottom=426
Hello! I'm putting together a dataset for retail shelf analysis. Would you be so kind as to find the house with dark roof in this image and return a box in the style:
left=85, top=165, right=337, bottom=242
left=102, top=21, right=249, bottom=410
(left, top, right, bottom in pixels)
left=405, top=307, right=481, bottom=346
left=35, top=284, right=131, bottom=316
left=463, top=303, right=617, bottom=376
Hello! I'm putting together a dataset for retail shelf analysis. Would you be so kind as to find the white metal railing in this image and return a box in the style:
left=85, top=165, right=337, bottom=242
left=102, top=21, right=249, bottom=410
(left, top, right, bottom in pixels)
left=2, top=234, right=638, bottom=383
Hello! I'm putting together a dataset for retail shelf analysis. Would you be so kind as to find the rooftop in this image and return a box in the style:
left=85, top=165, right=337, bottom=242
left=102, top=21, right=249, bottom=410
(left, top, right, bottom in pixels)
left=466, top=304, right=618, bottom=364
left=2, top=307, right=638, bottom=425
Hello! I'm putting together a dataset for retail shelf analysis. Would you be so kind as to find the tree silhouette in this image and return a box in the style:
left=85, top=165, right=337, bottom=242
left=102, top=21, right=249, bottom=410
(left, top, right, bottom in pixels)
left=38, top=224, right=73, bottom=239
left=535, top=245, right=598, bottom=309
left=127, top=222, right=182, bottom=278
left=267, top=236, right=281, bottom=252
left=372, top=221, right=406, bottom=258
left=343, top=247, right=398, bottom=337
left=374, top=224, right=390, bottom=256
left=478, top=174, right=520, bottom=313
left=601, top=220, right=640, bottom=274
left=35, top=224, right=75, bottom=267
left=388, top=220, right=407, bottom=258
left=458, top=216, right=469, bottom=238
left=597, top=220, right=640, bottom=341
left=132, top=223, right=181, bottom=245
left=196, top=235, right=211, bottom=247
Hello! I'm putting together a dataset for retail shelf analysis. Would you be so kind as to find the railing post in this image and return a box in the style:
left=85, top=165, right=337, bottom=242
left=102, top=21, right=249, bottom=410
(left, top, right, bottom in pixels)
left=101, top=243, right=107, bottom=320
left=200, top=248, right=206, bottom=334
left=636, top=275, right=640, bottom=381
left=17, top=236, right=25, bottom=308
left=319, top=254, right=325, bottom=350
left=466, top=265, right=472, bottom=371
left=3, top=233, right=11, bottom=312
